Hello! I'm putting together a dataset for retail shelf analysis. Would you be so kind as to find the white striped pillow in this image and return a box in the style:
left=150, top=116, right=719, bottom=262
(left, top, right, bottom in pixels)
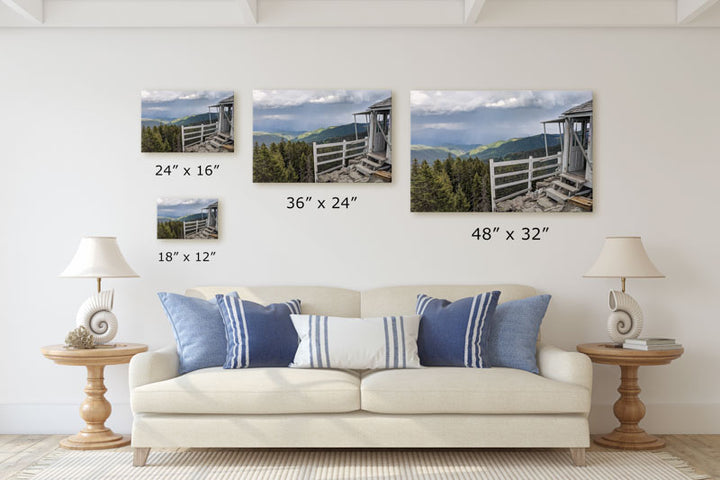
left=290, top=314, right=421, bottom=369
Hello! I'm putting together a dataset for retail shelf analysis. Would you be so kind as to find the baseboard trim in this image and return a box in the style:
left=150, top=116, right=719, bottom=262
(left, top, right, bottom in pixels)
left=589, top=403, right=720, bottom=434
left=0, top=403, right=133, bottom=434
left=2, top=403, right=718, bottom=434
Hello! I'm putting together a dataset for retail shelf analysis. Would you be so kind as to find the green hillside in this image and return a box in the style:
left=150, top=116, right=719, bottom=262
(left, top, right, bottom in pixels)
left=411, top=145, right=465, bottom=162
left=142, top=113, right=218, bottom=129
left=254, top=132, right=295, bottom=145
left=468, top=134, right=561, bottom=160
left=467, top=138, right=518, bottom=157
left=296, top=123, right=368, bottom=144
left=254, top=123, right=369, bottom=146
left=141, top=119, right=166, bottom=128
left=178, top=213, right=207, bottom=222
left=157, top=213, right=207, bottom=223
left=170, top=113, right=218, bottom=127
left=412, top=134, right=562, bottom=163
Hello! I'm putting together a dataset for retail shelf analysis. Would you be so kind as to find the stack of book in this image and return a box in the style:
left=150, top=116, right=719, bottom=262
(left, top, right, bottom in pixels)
left=623, top=338, right=682, bottom=350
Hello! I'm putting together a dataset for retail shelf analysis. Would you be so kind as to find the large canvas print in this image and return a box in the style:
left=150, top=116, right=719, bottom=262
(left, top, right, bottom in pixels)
left=253, top=90, right=392, bottom=183
left=411, top=90, right=593, bottom=213
left=142, top=91, right=234, bottom=153
left=157, top=198, right=219, bottom=240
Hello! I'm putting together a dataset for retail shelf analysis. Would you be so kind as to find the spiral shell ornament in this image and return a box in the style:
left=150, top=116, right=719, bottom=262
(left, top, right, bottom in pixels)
left=606, top=290, right=644, bottom=344
left=76, top=290, right=117, bottom=344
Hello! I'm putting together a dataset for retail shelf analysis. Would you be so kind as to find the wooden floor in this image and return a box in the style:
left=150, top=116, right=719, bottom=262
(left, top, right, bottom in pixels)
left=0, top=434, right=718, bottom=479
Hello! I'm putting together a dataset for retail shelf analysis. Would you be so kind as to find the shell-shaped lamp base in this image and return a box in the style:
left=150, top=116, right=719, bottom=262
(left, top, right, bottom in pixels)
left=76, top=290, right=118, bottom=344
left=606, top=290, right=644, bottom=344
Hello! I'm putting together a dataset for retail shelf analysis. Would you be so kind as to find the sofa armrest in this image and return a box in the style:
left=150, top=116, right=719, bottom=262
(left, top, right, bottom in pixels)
left=129, top=345, right=179, bottom=390
left=536, top=343, right=593, bottom=392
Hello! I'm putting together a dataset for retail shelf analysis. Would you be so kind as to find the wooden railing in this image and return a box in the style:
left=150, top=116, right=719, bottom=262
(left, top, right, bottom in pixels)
left=181, top=123, right=217, bottom=152
left=183, top=218, right=208, bottom=238
left=312, top=138, right=368, bottom=182
left=489, top=153, right=561, bottom=211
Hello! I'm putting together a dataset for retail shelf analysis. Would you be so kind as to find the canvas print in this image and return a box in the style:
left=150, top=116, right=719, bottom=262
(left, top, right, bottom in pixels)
left=411, top=90, right=593, bottom=213
left=141, top=90, right=234, bottom=153
left=253, top=90, right=392, bottom=183
left=157, top=198, right=219, bottom=240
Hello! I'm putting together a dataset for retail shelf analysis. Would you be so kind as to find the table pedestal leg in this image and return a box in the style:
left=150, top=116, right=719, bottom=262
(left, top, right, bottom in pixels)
left=594, top=365, right=665, bottom=450
left=60, top=365, right=129, bottom=450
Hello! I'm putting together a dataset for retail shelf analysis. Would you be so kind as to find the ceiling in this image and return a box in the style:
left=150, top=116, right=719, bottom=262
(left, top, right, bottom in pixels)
left=1, top=0, right=719, bottom=27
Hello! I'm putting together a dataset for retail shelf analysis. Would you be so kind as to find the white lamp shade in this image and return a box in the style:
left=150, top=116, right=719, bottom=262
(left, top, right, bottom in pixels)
left=584, top=236, right=664, bottom=278
left=60, top=236, right=139, bottom=278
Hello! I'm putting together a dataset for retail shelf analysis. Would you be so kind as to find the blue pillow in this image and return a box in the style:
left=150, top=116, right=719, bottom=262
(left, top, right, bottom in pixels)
left=486, top=295, right=551, bottom=374
left=416, top=291, right=500, bottom=367
left=157, top=292, right=228, bottom=375
left=216, top=295, right=301, bottom=368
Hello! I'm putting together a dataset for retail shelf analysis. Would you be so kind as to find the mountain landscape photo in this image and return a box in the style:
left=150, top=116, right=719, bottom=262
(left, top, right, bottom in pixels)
left=141, top=90, right=234, bottom=153
left=253, top=90, right=391, bottom=183
left=157, top=198, right=219, bottom=240
left=410, top=90, right=593, bottom=213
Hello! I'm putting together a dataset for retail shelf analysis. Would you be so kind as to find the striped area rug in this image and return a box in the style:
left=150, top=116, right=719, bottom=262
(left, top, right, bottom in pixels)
left=13, top=449, right=710, bottom=480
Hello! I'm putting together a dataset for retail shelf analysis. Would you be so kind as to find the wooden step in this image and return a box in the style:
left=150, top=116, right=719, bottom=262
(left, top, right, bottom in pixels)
left=569, top=196, right=593, bottom=210
left=552, top=180, right=581, bottom=193
left=561, top=173, right=586, bottom=185
left=362, top=158, right=382, bottom=169
left=368, top=152, right=387, bottom=163
left=216, top=133, right=231, bottom=141
left=209, top=140, right=222, bottom=148
left=372, top=170, right=392, bottom=182
left=546, top=188, right=569, bottom=203
left=356, top=165, right=374, bottom=176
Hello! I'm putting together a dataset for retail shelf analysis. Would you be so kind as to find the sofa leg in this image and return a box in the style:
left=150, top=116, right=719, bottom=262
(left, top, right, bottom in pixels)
left=133, top=447, right=150, bottom=467
left=569, top=448, right=586, bottom=466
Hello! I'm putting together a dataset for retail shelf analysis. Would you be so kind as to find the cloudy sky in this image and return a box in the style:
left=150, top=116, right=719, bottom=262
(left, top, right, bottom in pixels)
left=253, top=90, right=391, bottom=134
left=157, top=198, right=217, bottom=219
left=142, top=91, right=232, bottom=121
left=411, top=90, right=592, bottom=147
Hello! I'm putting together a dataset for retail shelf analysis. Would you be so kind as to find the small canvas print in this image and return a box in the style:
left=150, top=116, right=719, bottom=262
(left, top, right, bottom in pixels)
left=411, top=90, right=593, bottom=213
left=157, top=198, right=219, bottom=240
left=141, top=90, right=234, bottom=153
left=253, top=90, right=392, bottom=183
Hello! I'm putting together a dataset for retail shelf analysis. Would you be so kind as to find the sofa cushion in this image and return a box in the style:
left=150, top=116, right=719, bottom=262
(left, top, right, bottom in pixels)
left=360, top=367, right=590, bottom=414
left=132, top=367, right=360, bottom=414
left=290, top=314, right=421, bottom=370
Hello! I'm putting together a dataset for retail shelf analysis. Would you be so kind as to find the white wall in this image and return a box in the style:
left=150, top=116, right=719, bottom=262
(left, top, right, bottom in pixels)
left=1, top=27, right=719, bottom=435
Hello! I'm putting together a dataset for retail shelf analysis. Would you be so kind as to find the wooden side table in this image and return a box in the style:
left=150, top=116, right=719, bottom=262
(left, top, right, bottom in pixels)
left=41, top=343, right=148, bottom=450
left=577, top=342, right=683, bottom=450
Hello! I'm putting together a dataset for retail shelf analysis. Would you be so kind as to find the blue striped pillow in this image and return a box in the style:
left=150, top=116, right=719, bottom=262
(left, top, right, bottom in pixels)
left=216, top=295, right=301, bottom=368
left=416, top=291, right=500, bottom=367
left=289, top=314, right=421, bottom=369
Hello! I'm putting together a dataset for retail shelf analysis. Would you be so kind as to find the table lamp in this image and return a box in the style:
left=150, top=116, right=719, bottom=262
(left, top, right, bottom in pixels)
left=583, top=236, right=664, bottom=344
left=60, top=236, right=139, bottom=345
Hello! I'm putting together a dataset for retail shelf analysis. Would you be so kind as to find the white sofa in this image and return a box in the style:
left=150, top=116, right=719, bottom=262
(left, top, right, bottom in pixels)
left=129, top=285, right=592, bottom=467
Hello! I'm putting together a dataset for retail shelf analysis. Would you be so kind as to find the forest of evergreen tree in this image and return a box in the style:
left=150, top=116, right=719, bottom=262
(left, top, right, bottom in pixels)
left=411, top=156, right=492, bottom=212
left=411, top=145, right=562, bottom=212
left=142, top=125, right=182, bottom=153
left=252, top=135, right=561, bottom=208
left=157, top=220, right=185, bottom=239
left=253, top=141, right=315, bottom=183
left=254, top=129, right=375, bottom=183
